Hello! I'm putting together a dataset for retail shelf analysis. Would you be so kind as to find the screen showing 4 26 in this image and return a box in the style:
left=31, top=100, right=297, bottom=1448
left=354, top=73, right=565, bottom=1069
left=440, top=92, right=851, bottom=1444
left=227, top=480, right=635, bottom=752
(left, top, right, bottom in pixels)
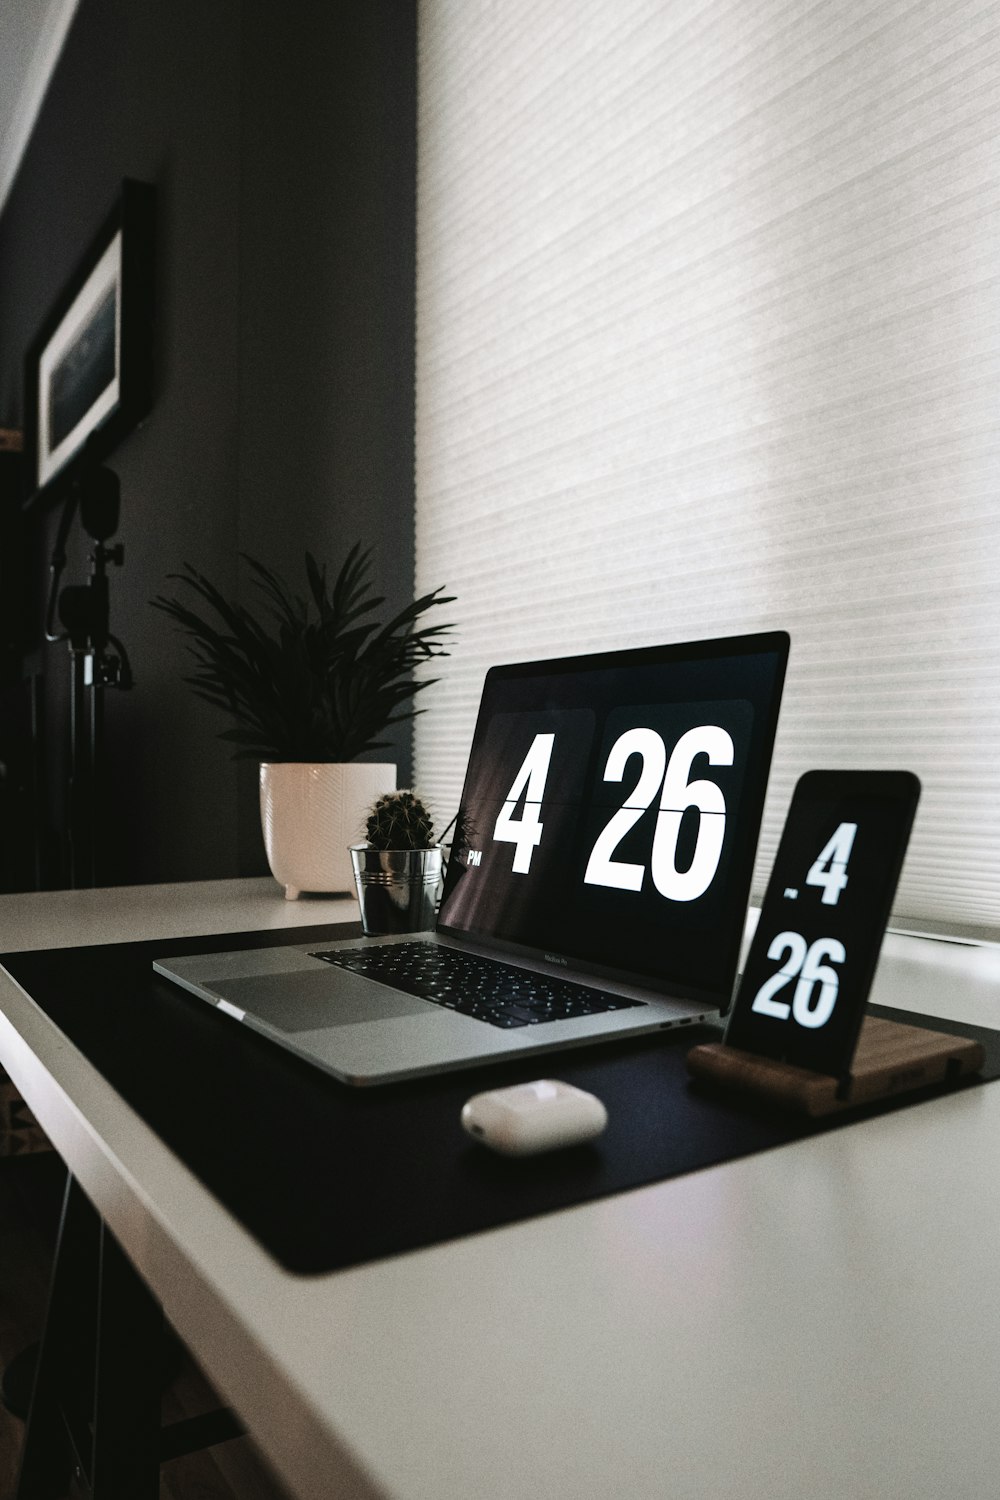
left=438, top=637, right=788, bottom=1001
left=724, top=770, right=920, bottom=1076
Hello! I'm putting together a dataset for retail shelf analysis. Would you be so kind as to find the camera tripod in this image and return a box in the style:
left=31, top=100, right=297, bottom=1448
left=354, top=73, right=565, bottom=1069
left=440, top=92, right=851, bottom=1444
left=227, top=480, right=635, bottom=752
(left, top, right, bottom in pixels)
left=45, top=461, right=133, bottom=888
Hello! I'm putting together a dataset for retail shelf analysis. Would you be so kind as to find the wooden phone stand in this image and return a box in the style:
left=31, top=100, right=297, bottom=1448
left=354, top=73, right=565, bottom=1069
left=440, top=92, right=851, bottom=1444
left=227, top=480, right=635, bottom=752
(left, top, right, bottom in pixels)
left=686, top=1015, right=985, bottom=1117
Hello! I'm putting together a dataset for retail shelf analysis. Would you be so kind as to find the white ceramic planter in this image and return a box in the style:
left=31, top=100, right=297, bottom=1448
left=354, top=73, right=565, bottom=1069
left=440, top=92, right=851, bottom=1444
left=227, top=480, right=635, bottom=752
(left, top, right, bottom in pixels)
left=259, top=762, right=396, bottom=899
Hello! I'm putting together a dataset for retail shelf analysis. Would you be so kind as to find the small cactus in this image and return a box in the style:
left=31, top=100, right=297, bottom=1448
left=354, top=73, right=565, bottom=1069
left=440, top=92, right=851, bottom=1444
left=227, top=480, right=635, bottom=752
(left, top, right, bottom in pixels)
left=365, top=790, right=436, bottom=850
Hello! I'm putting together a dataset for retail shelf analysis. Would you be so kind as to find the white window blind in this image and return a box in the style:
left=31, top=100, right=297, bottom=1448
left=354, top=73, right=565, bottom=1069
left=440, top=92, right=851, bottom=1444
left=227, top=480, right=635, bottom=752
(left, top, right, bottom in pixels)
left=414, top=0, right=1000, bottom=939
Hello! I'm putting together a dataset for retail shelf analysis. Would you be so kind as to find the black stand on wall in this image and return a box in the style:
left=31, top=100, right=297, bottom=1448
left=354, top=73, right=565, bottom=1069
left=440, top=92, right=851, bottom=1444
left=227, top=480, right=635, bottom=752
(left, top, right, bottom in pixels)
left=45, top=460, right=133, bottom=889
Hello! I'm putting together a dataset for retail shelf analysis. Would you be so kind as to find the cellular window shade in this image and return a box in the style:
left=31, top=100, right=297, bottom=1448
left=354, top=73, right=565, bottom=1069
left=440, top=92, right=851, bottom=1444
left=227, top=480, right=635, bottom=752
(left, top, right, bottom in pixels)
left=414, top=0, right=1000, bottom=939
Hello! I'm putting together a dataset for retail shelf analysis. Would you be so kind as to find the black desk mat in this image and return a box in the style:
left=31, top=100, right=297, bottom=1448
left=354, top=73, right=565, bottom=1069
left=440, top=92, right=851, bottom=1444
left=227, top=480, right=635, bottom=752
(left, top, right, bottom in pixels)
left=3, top=924, right=998, bottom=1275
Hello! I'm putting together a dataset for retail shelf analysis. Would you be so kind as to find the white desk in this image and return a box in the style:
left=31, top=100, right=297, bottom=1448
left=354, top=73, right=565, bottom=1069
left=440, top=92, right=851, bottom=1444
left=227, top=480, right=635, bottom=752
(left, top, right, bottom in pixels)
left=1, top=878, right=999, bottom=1500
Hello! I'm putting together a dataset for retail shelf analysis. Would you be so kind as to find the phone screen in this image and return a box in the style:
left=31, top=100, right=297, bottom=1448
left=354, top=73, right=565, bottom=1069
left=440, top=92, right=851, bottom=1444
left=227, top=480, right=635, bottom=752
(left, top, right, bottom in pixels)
left=724, top=770, right=920, bottom=1078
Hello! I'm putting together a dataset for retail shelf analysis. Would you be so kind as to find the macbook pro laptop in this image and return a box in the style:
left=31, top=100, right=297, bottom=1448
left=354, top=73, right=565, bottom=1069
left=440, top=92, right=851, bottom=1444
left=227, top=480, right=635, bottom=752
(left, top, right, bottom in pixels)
left=154, top=631, right=789, bottom=1085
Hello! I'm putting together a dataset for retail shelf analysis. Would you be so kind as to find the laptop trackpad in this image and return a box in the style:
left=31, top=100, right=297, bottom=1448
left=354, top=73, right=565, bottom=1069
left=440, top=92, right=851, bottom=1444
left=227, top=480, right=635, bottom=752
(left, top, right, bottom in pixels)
left=212, top=970, right=429, bottom=1033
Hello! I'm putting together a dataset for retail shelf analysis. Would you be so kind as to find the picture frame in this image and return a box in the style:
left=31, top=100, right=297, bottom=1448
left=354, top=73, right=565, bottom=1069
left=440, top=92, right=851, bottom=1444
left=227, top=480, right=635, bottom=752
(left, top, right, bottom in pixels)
left=23, top=179, right=155, bottom=507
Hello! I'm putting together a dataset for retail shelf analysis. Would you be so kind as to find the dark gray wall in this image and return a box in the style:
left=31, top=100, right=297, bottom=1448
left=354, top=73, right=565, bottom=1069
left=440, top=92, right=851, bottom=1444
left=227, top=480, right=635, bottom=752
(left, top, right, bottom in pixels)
left=0, top=0, right=417, bottom=887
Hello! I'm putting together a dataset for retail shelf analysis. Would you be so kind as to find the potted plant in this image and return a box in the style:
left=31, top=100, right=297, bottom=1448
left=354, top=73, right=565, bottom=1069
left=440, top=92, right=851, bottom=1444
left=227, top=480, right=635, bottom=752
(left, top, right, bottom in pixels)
left=350, top=789, right=443, bottom=935
left=152, top=545, right=455, bottom=899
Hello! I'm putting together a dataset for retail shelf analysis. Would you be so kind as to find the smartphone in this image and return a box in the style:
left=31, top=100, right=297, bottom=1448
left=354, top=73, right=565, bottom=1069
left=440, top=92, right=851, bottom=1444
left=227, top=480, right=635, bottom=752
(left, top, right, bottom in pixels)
left=724, top=770, right=921, bottom=1079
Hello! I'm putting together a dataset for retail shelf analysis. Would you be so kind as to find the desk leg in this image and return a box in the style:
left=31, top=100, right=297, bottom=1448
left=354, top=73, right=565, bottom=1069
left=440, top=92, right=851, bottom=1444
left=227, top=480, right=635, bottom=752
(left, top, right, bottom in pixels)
left=90, top=1218, right=162, bottom=1496
left=16, top=1174, right=162, bottom=1499
left=16, top=1173, right=97, bottom=1498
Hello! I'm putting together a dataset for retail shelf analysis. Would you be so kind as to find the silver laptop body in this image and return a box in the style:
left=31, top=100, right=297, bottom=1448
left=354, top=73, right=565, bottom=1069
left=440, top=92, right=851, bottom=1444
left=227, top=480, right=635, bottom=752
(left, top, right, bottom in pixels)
left=155, top=632, right=789, bottom=1086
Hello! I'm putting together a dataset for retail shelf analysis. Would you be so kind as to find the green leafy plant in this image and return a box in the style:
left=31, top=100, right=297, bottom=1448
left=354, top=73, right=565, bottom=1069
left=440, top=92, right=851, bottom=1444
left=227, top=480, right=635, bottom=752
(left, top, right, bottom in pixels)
left=364, top=789, right=436, bottom=849
left=151, top=545, right=455, bottom=762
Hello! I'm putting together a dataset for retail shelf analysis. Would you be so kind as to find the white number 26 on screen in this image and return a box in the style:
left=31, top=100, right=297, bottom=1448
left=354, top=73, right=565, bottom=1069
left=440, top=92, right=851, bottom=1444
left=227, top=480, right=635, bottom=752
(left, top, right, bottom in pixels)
left=750, top=933, right=846, bottom=1029
left=493, top=725, right=734, bottom=902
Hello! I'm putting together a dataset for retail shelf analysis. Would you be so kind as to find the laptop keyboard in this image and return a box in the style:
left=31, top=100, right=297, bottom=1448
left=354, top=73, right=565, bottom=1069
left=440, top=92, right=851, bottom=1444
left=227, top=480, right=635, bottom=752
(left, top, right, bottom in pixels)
left=310, top=942, right=647, bottom=1029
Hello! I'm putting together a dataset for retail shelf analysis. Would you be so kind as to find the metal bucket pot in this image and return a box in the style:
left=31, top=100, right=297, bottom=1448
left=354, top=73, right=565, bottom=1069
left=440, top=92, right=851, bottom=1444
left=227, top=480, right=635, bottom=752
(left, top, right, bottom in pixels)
left=349, top=845, right=443, bottom=936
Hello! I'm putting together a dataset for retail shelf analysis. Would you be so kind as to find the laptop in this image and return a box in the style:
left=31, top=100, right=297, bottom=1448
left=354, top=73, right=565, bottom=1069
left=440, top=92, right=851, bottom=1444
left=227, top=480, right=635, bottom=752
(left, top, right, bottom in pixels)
left=154, top=631, right=789, bottom=1086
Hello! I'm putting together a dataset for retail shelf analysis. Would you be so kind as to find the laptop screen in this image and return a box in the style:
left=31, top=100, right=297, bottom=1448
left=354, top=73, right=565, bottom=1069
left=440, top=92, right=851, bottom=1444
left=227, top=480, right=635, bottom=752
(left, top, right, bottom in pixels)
left=438, top=632, right=789, bottom=1008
